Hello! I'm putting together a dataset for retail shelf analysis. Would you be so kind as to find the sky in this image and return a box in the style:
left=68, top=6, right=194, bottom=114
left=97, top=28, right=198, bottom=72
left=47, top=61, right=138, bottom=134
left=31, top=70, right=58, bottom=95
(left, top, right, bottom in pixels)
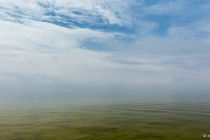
left=1, top=0, right=210, bottom=95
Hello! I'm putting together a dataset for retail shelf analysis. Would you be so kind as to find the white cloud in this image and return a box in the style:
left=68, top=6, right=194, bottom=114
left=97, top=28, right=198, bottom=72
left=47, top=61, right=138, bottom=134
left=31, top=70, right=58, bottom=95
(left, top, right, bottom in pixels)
left=1, top=18, right=210, bottom=92
left=168, top=19, right=210, bottom=39
left=1, top=0, right=210, bottom=93
left=142, top=1, right=185, bottom=15
left=0, top=0, right=134, bottom=26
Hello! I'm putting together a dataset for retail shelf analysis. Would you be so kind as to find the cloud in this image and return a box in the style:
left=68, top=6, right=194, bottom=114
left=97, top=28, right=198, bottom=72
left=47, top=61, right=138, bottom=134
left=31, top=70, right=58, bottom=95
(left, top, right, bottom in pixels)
left=142, top=1, right=185, bottom=15
left=0, top=0, right=135, bottom=28
left=168, top=19, right=210, bottom=39
left=134, top=1, right=210, bottom=36
left=1, top=0, right=210, bottom=94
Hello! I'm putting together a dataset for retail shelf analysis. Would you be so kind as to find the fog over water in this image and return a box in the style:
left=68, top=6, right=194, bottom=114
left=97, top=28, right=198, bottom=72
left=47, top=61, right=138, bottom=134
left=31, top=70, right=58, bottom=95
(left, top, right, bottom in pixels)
left=0, top=92, right=210, bottom=140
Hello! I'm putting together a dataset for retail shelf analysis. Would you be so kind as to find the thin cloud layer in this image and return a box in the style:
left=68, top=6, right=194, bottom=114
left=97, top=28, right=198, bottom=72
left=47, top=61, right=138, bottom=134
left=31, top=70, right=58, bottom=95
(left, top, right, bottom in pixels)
left=0, top=0, right=134, bottom=28
left=0, top=0, right=210, bottom=94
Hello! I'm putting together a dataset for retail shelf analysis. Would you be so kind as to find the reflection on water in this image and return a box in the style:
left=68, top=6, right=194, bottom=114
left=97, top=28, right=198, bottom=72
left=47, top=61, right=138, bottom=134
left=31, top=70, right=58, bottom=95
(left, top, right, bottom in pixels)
left=0, top=93, right=210, bottom=140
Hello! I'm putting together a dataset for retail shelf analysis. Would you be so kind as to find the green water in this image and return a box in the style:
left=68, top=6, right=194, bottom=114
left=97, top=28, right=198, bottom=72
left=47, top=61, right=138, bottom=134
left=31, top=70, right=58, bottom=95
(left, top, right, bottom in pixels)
left=0, top=95, right=210, bottom=140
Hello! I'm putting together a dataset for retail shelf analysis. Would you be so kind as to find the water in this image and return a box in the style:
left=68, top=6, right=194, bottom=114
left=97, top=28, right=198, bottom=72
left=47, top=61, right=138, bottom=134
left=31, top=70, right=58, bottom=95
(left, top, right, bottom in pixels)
left=0, top=93, right=210, bottom=140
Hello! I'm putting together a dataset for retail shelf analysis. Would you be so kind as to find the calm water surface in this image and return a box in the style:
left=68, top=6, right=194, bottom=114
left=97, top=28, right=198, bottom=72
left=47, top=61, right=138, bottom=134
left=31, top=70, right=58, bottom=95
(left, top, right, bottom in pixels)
left=0, top=93, right=210, bottom=140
